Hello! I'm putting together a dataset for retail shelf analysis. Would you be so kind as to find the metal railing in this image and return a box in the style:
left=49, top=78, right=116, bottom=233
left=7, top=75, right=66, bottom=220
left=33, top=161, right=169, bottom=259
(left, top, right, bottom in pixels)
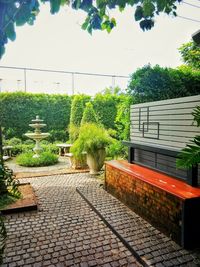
left=0, top=66, right=129, bottom=95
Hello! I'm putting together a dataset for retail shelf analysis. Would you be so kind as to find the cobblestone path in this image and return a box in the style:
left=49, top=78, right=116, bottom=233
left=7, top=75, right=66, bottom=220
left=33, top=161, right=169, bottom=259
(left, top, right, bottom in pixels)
left=77, top=186, right=200, bottom=267
left=2, top=174, right=141, bottom=267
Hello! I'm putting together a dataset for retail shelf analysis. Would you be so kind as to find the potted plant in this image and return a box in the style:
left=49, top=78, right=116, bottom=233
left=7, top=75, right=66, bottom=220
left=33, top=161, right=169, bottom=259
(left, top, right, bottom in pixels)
left=71, top=123, right=112, bottom=174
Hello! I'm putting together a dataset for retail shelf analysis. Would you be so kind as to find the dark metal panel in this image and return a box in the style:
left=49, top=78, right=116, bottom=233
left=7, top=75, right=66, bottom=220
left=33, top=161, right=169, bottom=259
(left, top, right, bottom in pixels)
left=123, top=141, right=179, bottom=157
left=182, top=198, right=200, bottom=249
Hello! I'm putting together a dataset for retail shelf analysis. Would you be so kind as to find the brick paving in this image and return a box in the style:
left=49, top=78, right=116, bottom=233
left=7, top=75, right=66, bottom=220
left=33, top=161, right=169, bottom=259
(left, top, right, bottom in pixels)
left=77, top=185, right=200, bottom=267
left=2, top=174, right=141, bottom=267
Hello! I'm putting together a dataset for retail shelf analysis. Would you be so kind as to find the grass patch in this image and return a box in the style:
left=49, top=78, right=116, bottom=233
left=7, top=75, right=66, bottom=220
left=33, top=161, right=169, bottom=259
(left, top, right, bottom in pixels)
left=16, top=151, right=58, bottom=167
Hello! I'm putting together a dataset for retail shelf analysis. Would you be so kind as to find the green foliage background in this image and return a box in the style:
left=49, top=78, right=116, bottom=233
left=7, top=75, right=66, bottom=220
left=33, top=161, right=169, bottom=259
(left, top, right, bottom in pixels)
left=93, top=93, right=118, bottom=129
left=0, top=91, right=129, bottom=142
left=0, top=92, right=71, bottom=141
left=127, top=64, right=200, bottom=103
left=179, top=41, right=200, bottom=70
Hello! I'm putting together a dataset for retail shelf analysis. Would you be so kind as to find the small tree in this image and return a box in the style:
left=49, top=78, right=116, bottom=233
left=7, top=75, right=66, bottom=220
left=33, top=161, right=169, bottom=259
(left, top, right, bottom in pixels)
left=127, top=64, right=200, bottom=103
left=81, top=102, right=98, bottom=125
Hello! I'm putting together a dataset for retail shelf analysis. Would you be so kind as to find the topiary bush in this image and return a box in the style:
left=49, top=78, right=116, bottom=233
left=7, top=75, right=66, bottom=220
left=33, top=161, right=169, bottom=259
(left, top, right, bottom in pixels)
left=16, top=151, right=58, bottom=167
left=81, top=102, right=98, bottom=125
left=69, top=94, right=90, bottom=143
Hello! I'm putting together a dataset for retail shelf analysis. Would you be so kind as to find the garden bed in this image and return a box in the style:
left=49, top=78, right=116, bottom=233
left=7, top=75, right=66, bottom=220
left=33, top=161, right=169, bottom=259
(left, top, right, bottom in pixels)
left=1, top=183, right=37, bottom=214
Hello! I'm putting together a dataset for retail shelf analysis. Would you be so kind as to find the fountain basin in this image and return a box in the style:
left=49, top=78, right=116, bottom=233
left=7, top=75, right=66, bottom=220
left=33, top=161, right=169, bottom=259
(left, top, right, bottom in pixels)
left=29, top=123, right=47, bottom=129
left=25, top=133, right=50, bottom=140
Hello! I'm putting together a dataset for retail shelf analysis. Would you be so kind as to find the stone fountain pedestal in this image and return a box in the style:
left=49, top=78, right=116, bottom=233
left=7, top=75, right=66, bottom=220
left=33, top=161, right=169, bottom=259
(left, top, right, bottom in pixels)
left=25, top=115, right=50, bottom=158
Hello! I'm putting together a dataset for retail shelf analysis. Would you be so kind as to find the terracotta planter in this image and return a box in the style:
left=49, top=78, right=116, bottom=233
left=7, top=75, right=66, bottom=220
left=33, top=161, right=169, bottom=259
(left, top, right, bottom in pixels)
left=86, top=148, right=106, bottom=174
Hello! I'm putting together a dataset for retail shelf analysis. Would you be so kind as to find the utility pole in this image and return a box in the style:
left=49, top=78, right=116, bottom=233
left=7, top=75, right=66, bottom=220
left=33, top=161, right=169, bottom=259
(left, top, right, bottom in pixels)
left=0, top=78, right=2, bottom=93
left=24, top=68, right=27, bottom=92
left=72, top=73, right=75, bottom=95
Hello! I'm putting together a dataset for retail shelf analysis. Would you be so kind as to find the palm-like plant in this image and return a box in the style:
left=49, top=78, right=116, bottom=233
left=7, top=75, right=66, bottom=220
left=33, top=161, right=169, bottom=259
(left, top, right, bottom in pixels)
left=177, top=106, right=200, bottom=168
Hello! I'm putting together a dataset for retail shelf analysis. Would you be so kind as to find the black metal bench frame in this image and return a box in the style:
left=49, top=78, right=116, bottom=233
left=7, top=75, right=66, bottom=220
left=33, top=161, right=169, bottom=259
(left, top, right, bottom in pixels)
left=123, top=141, right=198, bottom=187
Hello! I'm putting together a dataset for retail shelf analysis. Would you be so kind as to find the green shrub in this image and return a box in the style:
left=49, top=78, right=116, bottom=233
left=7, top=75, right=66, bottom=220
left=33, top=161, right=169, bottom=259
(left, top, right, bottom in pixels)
left=71, top=123, right=112, bottom=158
left=115, top=95, right=132, bottom=141
left=7, top=137, right=22, bottom=146
left=47, top=129, right=67, bottom=143
left=41, top=143, right=59, bottom=154
left=23, top=139, right=34, bottom=145
left=10, top=144, right=34, bottom=156
left=68, top=124, right=80, bottom=144
left=16, top=151, right=58, bottom=167
left=106, top=139, right=127, bottom=159
left=81, top=102, right=98, bottom=125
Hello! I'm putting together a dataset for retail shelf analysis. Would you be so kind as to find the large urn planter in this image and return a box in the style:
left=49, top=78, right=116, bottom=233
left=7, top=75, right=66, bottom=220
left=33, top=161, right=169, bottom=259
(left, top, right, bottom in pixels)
left=87, top=148, right=106, bottom=174
left=70, top=123, right=113, bottom=175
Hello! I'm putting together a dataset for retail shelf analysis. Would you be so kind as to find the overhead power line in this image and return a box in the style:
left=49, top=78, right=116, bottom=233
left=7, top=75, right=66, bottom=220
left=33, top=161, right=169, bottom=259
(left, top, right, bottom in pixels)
left=182, top=1, right=200, bottom=8
left=177, top=15, right=200, bottom=23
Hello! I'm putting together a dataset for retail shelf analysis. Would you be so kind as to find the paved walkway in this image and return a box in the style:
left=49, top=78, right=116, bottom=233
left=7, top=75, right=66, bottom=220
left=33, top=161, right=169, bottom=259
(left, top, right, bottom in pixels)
left=2, top=173, right=200, bottom=267
left=2, top=174, right=141, bottom=267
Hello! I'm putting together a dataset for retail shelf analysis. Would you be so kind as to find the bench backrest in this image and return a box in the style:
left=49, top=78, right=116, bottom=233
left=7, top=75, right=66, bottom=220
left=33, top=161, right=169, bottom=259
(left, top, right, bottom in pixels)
left=128, top=95, right=200, bottom=186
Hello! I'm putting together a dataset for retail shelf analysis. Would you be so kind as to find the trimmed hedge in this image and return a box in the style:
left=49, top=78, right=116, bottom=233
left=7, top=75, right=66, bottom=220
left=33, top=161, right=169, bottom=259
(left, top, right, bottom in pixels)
left=93, top=93, right=119, bottom=129
left=0, top=92, right=71, bottom=141
left=0, top=92, right=131, bottom=147
left=16, top=151, right=58, bottom=167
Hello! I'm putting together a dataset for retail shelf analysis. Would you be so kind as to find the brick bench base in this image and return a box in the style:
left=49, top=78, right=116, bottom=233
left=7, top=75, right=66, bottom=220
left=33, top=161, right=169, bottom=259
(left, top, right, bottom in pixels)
left=105, top=160, right=200, bottom=249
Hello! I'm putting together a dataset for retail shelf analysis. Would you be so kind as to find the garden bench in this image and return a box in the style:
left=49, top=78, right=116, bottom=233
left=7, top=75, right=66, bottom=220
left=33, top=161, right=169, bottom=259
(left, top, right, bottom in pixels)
left=56, top=143, right=72, bottom=156
left=105, top=95, right=200, bottom=249
left=105, top=159, right=200, bottom=249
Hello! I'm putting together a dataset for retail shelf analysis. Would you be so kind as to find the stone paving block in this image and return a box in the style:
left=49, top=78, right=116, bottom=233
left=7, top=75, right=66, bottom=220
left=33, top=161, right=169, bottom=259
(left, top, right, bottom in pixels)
left=77, top=185, right=200, bottom=267
left=3, top=174, right=141, bottom=267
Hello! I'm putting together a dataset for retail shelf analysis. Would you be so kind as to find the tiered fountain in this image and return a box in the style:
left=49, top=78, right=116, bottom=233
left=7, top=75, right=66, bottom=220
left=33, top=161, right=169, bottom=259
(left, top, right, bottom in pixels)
left=25, top=115, right=50, bottom=158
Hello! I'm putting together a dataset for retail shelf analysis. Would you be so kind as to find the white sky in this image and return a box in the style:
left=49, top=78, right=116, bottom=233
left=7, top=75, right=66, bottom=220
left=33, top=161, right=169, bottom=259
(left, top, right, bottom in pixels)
left=0, top=0, right=200, bottom=95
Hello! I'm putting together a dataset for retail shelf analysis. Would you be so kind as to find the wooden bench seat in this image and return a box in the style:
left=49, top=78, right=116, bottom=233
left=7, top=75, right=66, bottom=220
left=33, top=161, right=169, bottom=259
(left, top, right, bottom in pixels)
left=105, top=160, right=200, bottom=249
left=107, top=160, right=200, bottom=200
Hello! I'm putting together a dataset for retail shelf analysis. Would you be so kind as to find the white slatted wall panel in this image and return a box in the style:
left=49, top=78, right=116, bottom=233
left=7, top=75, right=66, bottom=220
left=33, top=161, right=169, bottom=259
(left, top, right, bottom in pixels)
left=130, top=95, right=200, bottom=150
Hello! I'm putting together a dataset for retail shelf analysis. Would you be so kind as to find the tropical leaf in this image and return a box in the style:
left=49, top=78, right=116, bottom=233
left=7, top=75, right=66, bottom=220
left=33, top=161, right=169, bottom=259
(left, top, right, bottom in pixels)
left=177, top=135, right=200, bottom=168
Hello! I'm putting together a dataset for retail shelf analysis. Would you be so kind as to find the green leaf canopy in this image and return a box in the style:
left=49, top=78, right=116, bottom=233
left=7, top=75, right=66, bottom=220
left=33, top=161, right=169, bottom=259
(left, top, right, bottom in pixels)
left=0, top=0, right=182, bottom=58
